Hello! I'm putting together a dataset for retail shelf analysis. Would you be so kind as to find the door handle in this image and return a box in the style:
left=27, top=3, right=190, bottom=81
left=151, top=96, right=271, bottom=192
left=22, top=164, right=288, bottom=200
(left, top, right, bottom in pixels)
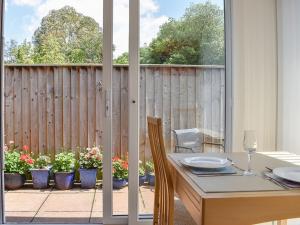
left=105, top=89, right=110, bottom=118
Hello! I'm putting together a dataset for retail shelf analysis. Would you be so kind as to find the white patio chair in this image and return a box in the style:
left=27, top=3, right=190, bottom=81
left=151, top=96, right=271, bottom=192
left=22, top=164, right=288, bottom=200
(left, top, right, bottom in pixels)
left=172, top=128, right=203, bottom=153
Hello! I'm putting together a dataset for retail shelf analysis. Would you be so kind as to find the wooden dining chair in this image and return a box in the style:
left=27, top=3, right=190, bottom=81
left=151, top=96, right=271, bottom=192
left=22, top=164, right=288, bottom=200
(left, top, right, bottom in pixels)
left=147, top=116, right=196, bottom=225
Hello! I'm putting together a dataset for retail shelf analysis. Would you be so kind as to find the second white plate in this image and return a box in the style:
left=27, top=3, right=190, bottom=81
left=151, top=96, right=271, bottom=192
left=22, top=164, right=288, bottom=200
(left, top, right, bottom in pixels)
left=181, top=156, right=231, bottom=169
left=273, top=167, right=300, bottom=183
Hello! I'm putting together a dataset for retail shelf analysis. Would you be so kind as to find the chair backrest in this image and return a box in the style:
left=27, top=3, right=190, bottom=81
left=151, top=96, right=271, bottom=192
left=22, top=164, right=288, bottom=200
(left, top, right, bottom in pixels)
left=173, top=128, right=203, bottom=152
left=147, top=117, right=174, bottom=225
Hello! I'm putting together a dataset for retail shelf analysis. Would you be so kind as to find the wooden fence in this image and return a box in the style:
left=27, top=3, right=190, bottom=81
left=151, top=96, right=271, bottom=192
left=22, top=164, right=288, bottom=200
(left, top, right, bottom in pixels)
left=4, top=65, right=225, bottom=161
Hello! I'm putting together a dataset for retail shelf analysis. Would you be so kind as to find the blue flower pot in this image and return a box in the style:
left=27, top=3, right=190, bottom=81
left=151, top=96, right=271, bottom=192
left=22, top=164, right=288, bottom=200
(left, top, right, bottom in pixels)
left=113, top=178, right=127, bottom=189
left=139, top=175, right=147, bottom=186
left=79, top=168, right=98, bottom=189
left=54, top=172, right=74, bottom=190
left=147, top=173, right=155, bottom=186
left=31, top=169, right=50, bottom=189
left=4, top=173, right=26, bottom=190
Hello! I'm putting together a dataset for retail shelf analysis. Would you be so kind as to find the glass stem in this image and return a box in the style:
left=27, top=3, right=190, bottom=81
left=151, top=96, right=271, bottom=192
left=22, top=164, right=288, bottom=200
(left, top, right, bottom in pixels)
left=247, top=152, right=252, bottom=173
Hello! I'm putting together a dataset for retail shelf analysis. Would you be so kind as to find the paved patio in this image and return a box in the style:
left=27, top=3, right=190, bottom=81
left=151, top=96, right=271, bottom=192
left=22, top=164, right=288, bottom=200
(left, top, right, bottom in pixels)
left=5, top=184, right=154, bottom=224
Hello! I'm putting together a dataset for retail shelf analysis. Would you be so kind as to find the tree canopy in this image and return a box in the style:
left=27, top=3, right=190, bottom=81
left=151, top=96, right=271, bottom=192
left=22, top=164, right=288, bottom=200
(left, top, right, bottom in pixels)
left=5, top=6, right=103, bottom=64
left=115, top=2, right=224, bottom=65
left=6, top=2, right=224, bottom=65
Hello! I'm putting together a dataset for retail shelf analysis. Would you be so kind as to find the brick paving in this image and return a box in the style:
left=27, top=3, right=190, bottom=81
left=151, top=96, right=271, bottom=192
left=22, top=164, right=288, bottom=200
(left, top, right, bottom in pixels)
left=5, top=185, right=154, bottom=224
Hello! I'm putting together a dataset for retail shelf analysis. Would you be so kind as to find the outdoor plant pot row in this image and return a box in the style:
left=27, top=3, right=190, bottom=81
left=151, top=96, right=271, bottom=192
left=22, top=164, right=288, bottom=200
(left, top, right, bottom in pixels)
left=5, top=168, right=96, bottom=190
left=5, top=168, right=155, bottom=190
left=4, top=142, right=155, bottom=190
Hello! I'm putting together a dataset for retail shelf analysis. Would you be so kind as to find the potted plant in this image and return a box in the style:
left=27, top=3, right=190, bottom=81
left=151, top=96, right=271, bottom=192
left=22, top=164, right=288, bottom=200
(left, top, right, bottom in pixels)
left=4, top=143, right=34, bottom=190
left=146, top=160, right=155, bottom=186
left=52, top=152, right=75, bottom=190
left=78, top=146, right=102, bottom=189
left=31, top=155, right=51, bottom=189
left=112, top=156, right=128, bottom=189
left=139, top=161, right=147, bottom=186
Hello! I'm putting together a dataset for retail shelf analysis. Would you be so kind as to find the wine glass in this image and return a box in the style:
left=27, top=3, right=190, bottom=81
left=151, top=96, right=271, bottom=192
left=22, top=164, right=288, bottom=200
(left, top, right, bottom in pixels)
left=243, top=130, right=257, bottom=176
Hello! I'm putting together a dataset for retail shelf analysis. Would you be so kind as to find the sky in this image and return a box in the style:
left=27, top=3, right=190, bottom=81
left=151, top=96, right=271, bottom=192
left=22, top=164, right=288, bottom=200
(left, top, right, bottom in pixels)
left=4, top=0, right=223, bottom=58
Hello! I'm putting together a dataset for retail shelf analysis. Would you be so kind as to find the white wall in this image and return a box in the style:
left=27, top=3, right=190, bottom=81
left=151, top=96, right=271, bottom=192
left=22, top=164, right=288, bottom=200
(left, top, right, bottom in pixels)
left=231, top=0, right=278, bottom=152
left=277, top=0, right=300, bottom=154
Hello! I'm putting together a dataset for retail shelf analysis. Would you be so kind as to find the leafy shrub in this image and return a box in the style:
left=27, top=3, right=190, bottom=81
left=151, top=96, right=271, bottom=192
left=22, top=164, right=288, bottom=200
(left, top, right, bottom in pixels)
left=52, top=152, right=75, bottom=173
left=112, top=156, right=128, bottom=179
left=78, top=146, right=103, bottom=169
left=4, top=143, right=34, bottom=174
left=139, top=161, right=145, bottom=176
left=145, top=160, right=154, bottom=175
left=33, top=155, right=51, bottom=169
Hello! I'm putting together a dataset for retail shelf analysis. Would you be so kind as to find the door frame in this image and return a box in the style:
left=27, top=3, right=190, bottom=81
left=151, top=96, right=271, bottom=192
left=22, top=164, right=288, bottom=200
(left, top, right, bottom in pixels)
left=0, top=0, right=5, bottom=223
left=127, top=0, right=232, bottom=224
left=0, top=0, right=233, bottom=224
left=102, top=0, right=127, bottom=224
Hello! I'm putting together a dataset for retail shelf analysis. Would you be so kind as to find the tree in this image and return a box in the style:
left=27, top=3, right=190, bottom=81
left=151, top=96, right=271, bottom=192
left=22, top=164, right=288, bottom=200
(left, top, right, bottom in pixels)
left=114, top=47, right=152, bottom=64
left=33, top=6, right=103, bottom=63
left=5, top=40, right=34, bottom=64
left=114, top=2, right=224, bottom=65
left=4, top=40, right=18, bottom=63
left=114, top=52, right=128, bottom=64
left=146, top=2, right=224, bottom=65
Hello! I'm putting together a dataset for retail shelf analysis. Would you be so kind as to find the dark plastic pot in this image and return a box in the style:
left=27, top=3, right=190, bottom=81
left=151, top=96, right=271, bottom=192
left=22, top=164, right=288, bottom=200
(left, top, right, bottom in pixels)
left=147, top=173, right=155, bottom=186
left=113, top=178, right=127, bottom=189
left=31, top=168, right=50, bottom=189
left=54, top=171, right=74, bottom=190
left=4, top=173, right=26, bottom=190
left=139, top=175, right=147, bottom=186
left=79, top=168, right=98, bottom=189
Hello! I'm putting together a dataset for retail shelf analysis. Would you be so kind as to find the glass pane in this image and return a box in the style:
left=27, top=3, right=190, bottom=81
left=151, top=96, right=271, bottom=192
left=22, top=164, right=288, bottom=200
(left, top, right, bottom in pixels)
left=138, top=0, right=225, bottom=216
left=112, top=0, right=129, bottom=216
left=3, top=0, right=104, bottom=223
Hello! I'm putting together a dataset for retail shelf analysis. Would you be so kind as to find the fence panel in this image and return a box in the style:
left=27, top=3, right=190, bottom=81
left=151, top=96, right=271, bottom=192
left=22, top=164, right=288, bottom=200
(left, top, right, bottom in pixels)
left=4, top=65, right=225, bottom=160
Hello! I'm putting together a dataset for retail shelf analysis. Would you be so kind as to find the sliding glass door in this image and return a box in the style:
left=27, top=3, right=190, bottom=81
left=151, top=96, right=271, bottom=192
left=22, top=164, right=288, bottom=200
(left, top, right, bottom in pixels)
left=0, top=0, right=230, bottom=225
left=0, top=0, right=128, bottom=224
left=129, top=0, right=227, bottom=224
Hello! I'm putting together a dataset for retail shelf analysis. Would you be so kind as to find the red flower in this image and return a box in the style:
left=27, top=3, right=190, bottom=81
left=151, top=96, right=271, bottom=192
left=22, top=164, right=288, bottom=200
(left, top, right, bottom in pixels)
left=20, top=154, right=29, bottom=161
left=22, top=145, right=29, bottom=151
left=112, top=156, right=120, bottom=162
left=26, top=159, right=34, bottom=164
left=122, top=161, right=128, bottom=170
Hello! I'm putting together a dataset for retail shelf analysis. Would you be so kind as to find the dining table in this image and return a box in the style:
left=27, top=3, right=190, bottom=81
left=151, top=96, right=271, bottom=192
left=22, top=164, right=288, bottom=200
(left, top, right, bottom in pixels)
left=168, top=152, right=300, bottom=225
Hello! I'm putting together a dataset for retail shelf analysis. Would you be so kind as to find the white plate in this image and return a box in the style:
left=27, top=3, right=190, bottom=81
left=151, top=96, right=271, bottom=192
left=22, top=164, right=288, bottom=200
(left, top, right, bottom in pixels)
left=273, top=167, right=300, bottom=183
left=181, top=156, right=231, bottom=169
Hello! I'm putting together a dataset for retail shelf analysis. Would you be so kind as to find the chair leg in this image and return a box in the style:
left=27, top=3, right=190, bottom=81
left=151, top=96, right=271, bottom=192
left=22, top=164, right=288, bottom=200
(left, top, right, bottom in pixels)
left=277, top=220, right=287, bottom=225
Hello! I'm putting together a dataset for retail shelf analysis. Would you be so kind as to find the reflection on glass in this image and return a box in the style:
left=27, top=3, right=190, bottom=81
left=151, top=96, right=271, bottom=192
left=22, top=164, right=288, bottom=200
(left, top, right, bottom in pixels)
left=139, top=0, right=225, bottom=216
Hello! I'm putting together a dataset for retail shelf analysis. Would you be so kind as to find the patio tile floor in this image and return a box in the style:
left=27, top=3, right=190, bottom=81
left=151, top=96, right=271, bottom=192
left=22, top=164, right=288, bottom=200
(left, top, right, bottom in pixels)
left=5, top=185, right=154, bottom=223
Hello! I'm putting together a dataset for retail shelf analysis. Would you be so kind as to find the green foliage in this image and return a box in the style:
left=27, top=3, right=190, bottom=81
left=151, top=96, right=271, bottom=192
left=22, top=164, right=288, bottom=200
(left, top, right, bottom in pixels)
left=4, top=2, right=223, bottom=65
left=5, top=40, right=34, bottom=64
left=52, top=152, right=75, bottom=173
left=78, top=146, right=103, bottom=169
left=5, top=6, right=103, bottom=64
left=114, top=52, right=128, bottom=64
left=33, top=155, right=51, bottom=169
left=112, top=156, right=128, bottom=179
left=33, top=35, right=66, bottom=64
left=4, top=143, right=34, bottom=174
left=33, top=6, right=103, bottom=64
left=139, top=161, right=145, bottom=176
left=144, top=2, right=224, bottom=65
left=113, top=2, right=224, bottom=65
left=145, top=160, right=154, bottom=175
